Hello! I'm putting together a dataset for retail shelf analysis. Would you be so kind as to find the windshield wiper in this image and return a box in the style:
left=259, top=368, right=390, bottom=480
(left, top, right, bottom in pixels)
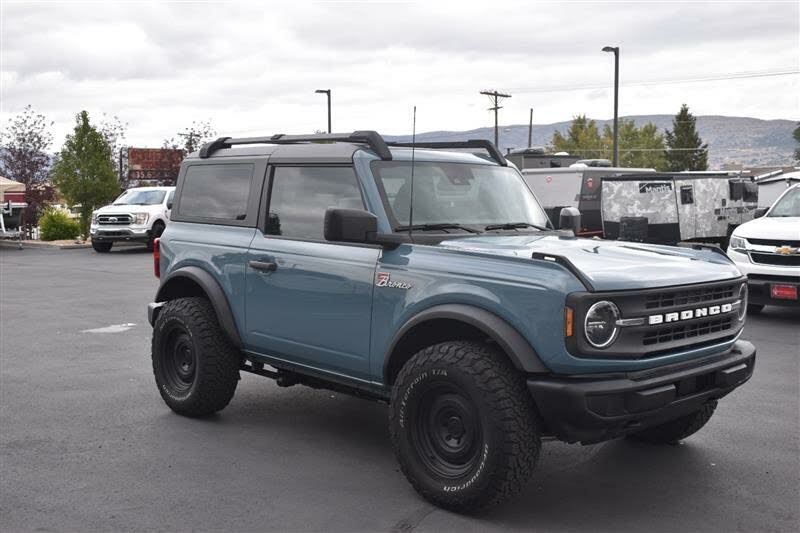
left=484, top=222, right=549, bottom=231
left=396, top=223, right=481, bottom=234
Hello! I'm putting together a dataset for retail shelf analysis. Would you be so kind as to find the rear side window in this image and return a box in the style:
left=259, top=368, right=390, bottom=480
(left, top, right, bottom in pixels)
left=266, top=166, right=363, bottom=240
left=178, top=164, right=253, bottom=220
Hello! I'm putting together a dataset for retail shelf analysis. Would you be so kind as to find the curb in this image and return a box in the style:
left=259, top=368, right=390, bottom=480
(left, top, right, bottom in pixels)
left=0, top=240, right=92, bottom=250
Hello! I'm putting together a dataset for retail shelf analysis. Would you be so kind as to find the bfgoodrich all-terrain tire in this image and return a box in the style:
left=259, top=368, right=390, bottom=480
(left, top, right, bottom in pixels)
left=91, top=240, right=112, bottom=253
left=389, top=341, right=541, bottom=512
left=151, top=297, right=240, bottom=417
left=628, top=401, right=717, bottom=444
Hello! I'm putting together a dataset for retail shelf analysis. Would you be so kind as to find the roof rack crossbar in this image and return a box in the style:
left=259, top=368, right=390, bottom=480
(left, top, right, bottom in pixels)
left=384, top=139, right=508, bottom=166
left=198, top=131, right=392, bottom=160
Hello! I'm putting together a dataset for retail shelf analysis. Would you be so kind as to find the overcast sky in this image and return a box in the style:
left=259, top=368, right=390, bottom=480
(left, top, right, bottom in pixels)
left=1, top=0, right=798, bottom=149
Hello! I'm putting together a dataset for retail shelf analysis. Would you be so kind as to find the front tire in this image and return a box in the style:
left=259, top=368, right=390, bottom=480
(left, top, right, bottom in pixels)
left=147, top=222, right=165, bottom=252
left=92, top=240, right=113, bottom=253
left=389, top=341, right=541, bottom=512
left=628, top=401, right=717, bottom=444
left=151, top=297, right=240, bottom=417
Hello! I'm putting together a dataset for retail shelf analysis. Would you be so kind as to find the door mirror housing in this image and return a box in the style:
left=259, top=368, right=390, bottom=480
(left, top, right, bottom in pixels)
left=754, top=207, right=768, bottom=218
left=559, top=207, right=582, bottom=235
left=324, top=208, right=378, bottom=244
left=166, top=201, right=173, bottom=210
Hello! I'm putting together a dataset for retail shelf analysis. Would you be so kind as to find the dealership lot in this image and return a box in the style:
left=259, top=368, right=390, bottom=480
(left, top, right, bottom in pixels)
left=1, top=247, right=798, bottom=532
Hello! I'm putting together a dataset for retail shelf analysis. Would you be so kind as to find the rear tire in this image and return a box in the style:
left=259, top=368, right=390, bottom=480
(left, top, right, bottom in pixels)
left=389, top=341, right=541, bottom=512
left=92, top=240, right=112, bottom=253
left=151, top=297, right=240, bottom=417
left=628, top=401, right=717, bottom=444
left=747, top=304, right=764, bottom=315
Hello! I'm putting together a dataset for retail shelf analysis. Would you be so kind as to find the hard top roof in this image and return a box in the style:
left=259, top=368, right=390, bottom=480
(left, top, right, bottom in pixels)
left=186, top=131, right=507, bottom=166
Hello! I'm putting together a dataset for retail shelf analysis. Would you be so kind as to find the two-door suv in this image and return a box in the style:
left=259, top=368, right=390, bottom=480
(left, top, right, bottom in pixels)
left=148, top=131, right=755, bottom=511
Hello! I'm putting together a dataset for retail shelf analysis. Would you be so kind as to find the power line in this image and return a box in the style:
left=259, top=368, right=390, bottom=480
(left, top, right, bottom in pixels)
left=508, top=69, right=799, bottom=94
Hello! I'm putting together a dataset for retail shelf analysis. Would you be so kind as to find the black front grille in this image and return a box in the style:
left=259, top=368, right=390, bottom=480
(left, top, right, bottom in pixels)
left=750, top=253, right=800, bottom=266
left=747, top=238, right=800, bottom=247
left=645, top=283, right=736, bottom=310
left=643, top=317, right=733, bottom=346
left=98, top=214, right=132, bottom=225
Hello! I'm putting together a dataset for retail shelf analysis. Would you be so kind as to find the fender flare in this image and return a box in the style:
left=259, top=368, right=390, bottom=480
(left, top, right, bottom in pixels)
left=155, top=266, right=243, bottom=348
left=384, top=303, right=549, bottom=381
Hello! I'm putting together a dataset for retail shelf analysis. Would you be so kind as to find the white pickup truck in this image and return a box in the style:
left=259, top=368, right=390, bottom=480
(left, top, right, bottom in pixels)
left=727, top=183, right=800, bottom=313
left=90, top=186, right=175, bottom=253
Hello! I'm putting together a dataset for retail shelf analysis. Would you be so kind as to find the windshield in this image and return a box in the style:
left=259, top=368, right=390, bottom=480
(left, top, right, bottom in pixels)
left=769, top=187, right=800, bottom=217
left=114, top=189, right=166, bottom=206
left=371, top=161, right=549, bottom=231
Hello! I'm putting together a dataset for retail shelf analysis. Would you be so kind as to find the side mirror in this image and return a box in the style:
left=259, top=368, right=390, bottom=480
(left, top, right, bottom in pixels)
left=754, top=207, right=768, bottom=218
left=324, top=208, right=378, bottom=243
left=559, top=207, right=581, bottom=235
left=167, top=201, right=173, bottom=210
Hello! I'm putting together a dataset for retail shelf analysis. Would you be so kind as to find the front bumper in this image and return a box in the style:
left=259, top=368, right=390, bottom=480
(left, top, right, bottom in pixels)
left=90, top=226, right=151, bottom=243
left=527, top=340, right=756, bottom=444
left=746, top=276, right=800, bottom=307
left=727, top=249, right=800, bottom=307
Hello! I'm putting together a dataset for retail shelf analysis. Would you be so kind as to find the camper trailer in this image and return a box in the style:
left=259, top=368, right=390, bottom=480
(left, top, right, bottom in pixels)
left=601, top=172, right=758, bottom=244
left=521, top=166, right=656, bottom=236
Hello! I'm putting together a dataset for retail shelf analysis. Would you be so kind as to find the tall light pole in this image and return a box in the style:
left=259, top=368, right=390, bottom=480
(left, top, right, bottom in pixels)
left=315, top=89, right=331, bottom=133
left=602, top=46, right=619, bottom=166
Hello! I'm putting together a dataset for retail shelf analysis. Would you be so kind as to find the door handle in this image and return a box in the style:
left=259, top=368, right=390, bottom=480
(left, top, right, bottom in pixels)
left=248, top=260, right=277, bottom=273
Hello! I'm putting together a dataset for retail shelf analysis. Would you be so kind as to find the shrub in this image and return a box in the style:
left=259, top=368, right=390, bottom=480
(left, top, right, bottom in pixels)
left=39, top=208, right=81, bottom=241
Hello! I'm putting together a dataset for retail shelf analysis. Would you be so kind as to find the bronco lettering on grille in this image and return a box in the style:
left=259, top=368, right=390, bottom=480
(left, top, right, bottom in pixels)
left=648, top=303, right=733, bottom=325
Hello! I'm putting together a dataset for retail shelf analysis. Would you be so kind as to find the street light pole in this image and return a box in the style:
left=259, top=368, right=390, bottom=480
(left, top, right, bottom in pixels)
left=315, top=89, right=332, bottom=133
left=602, top=46, right=619, bottom=166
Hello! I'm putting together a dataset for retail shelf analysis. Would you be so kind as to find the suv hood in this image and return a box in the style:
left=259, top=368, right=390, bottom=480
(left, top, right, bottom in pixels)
left=439, top=234, right=742, bottom=291
left=732, top=216, right=800, bottom=241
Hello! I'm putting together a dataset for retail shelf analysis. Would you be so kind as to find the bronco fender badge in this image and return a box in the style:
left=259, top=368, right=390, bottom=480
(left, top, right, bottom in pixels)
left=376, top=272, right=412, bottom=290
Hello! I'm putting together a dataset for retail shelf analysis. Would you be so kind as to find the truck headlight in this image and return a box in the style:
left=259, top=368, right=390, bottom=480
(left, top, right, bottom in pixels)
left=91, top=212, right=98, bottom=224
left=133, top=212, right=149, bottom=225
left=584, top=300, right=620, bottom=348
left=729, top=235, right=747, bottom=252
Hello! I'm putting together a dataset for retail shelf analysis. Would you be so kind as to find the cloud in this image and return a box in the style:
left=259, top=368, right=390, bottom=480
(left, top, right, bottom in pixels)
left=1, top=0, right=798, bottom=149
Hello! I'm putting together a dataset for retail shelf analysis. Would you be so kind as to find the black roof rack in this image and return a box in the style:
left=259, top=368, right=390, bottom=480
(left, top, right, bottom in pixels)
left=385, top=139, right=507, bottom=166
left=198, top=130, right=392, bottom=160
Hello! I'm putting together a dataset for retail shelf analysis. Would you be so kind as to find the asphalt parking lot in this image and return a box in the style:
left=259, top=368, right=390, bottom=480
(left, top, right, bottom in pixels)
left=1, top=246, right=798, bottom=532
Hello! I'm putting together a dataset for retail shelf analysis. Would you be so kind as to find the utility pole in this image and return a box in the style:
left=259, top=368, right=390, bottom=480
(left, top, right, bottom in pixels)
left=315, top=89, right=332, bottom=133
left=528, top=108, right=533, bottom=148
left=480, top=90, right=511, bottom=147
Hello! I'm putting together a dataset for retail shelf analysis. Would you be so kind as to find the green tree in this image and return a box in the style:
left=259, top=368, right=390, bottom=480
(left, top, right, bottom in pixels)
left=51, top=111, right=120, bottom=237
left=550, top=115, right=607, bottom=159
left=550, top=115, right=666, bottom=169
left=605, top=120, right=667, bottom=170
left=793, top=123, right=800, bottom=162
left=664, top=104, right=708, bottom=171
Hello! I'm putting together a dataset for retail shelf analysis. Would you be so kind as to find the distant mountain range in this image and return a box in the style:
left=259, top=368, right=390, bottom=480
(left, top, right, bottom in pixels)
left=386, top=115, right=797, bottom=168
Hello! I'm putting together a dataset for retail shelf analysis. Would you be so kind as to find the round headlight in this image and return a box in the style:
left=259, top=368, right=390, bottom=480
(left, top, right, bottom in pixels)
left=738, top=283, right=747, bottom=321
left=584, top=300, right=620, bottom=348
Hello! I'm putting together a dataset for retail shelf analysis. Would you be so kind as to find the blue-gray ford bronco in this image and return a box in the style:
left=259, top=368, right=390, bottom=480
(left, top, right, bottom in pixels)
left=147, top=131, right=756, bottom=511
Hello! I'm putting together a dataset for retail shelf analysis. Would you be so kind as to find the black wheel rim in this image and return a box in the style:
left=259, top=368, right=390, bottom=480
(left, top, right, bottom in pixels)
left=160, top=324, right=197, bottom=396
left=410, top=381, right=482, bottom=479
